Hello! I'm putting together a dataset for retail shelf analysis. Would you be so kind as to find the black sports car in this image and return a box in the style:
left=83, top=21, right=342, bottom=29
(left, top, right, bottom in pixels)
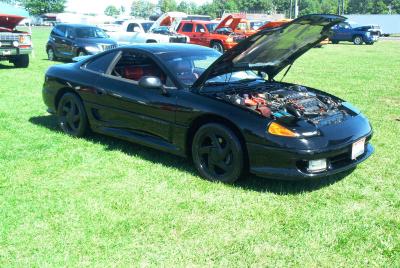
left=42, top=14, right=373, bottom=183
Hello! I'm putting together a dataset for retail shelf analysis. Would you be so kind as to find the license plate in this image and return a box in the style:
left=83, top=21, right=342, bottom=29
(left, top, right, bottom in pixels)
left=351, top=138, right=366, bottom=160
left=2, top=50, right=11, bottom=55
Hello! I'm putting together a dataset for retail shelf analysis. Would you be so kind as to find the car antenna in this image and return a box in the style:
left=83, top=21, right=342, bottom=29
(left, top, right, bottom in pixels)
left=280, top=62, right=294, bottom=82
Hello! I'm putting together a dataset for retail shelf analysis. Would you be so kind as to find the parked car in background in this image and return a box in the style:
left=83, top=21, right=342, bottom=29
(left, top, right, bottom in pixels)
left=330, top=21, right=380, bottom=45
left=46, top=24, right=117, bottom=61
left=177, top=16, right=246, bottom=52
left=107, top=12, right=189, bottom=45
left=0, top=4, right=32, bottom=68
left=42, top=14, right=373, bottom=183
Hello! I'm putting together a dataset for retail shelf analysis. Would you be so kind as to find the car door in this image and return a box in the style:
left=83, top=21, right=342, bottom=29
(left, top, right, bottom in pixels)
left=179, top=22, right=195, bottom=44
left=91, top=49, right=178, bottom=144
left=52, top=25, right=67, bottom=57
left=194, top=23, right=208, bottom=46
left=336, top=22, right=352, bottom=41
left=63, top=26, right=76, bottom=58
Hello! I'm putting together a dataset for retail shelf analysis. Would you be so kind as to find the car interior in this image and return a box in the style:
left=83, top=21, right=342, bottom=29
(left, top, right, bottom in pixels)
left=111, top=52, right=167, bottom=85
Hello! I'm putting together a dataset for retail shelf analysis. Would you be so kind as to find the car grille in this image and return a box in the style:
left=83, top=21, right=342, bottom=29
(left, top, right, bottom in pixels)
left=0, top=34, right=19, bottom=42
left=169, top=36, right=187, bottom=43
left=100, top=44, right=117, bottom=51
left=0, top=41, right=14, bottom=48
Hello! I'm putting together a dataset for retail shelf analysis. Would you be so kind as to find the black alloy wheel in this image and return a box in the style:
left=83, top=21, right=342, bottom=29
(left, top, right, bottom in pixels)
left=57, top=93, right=89, bottom=137
left=192, top=123, right=244, bottom=183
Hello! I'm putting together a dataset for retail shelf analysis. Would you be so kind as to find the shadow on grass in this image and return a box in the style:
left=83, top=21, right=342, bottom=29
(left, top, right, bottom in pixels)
left=0, top=63, right=15, bottom=69
left=29, top=115, right=352, bottom=195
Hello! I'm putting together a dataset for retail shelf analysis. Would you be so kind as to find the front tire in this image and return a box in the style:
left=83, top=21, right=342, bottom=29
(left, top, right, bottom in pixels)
left=13, top=54, right=29, bottom=68
left=353, top=35, right=363, bottom=45
left=211, top=41, right=224, bottom=53
left=57, top=93, right=89, bottom=137
left=47, top=47, right=56, bottom=61
left=192, top=123, right=244, bottom=183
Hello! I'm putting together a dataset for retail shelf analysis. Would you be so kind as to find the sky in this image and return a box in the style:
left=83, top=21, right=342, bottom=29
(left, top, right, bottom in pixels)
left=66, top=0, right=211, bottom=15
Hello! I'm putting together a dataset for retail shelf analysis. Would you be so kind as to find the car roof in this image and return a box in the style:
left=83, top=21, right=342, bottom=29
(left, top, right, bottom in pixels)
left=119, top=43, right=215, bottom=54
left=56, top=23, right=99, bottom=28
left=181, top=20, right=216, bottom=24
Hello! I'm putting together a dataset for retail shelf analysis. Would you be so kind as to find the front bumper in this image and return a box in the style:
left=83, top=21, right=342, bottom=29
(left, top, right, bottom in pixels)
left=0, top=47, right=32, bottom=56
left=247, top=135, right=373, bottom=180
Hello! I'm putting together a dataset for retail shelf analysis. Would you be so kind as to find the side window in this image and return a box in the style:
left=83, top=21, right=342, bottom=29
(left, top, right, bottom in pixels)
left=127, top=23, right=140, bottom=32
left=52, top=25, right=66, bottom=37
left=84, top=51, right=118, bottom=74
left=195, top=24, right=206, bottom=33
left=110, top=51, right=170, bottom=86
left=181, top=23, right=194, bottom=33
left=66, top=27, right=75, bottom=39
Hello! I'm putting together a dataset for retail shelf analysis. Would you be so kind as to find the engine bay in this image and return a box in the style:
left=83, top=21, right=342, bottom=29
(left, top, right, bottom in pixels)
left=213, top=83, right=348, bottom=126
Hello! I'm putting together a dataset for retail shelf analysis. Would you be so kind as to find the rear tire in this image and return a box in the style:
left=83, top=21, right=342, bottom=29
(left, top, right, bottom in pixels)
left=13, top=54, right=29, bottom=68
left=57, top=93, right=89, bottom=137
left=353, top=35, right=363, bottom=45
left=211, top=41, right=224, bottom=53
left=192, top=123, right=243, bottom=183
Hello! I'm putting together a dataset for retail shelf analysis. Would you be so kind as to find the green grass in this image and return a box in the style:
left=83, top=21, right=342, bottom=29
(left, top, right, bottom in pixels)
left=1, top=27, right=399, bottom=267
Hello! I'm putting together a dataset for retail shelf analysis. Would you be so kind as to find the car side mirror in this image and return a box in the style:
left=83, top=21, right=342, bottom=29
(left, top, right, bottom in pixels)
left=139, top=76, right=162, bottom=89
left=199, top=28, right=205, bottom=33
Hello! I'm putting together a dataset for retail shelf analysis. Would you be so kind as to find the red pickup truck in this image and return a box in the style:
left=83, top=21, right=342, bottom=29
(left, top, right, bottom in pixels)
left=177, top=15, right=246, bottom=53
left=0, top=12, right=32, bottom=68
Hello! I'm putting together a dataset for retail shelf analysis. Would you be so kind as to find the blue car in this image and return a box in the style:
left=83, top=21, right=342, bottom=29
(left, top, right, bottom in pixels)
left=46, top=24, right=118, bottom=61
left=330, top=22, right=380, bottom=45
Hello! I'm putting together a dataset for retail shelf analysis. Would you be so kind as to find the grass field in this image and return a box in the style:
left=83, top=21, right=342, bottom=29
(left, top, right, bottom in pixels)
left=0, top=27, right=399, bottom=267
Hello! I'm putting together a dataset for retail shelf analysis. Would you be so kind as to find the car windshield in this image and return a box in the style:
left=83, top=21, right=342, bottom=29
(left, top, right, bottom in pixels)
left=141, top=22, right=153, bottom=33
left=206, top=23, right=218, bottom=32
left=159, top=49, right=221, bottom=86
left=76, top=27, right=108, bottom=38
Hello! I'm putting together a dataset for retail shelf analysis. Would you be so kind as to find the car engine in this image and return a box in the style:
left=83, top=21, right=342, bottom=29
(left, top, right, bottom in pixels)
left=214, top=84, right=348, bottom=126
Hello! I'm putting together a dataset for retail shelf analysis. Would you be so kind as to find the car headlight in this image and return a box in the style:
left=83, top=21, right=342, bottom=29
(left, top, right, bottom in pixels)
left=85, top=46, right=101, bottom=53
left=226, top=37, right=233, bottom=42
left=267, top=122, right=299, bottom=137
left=19, top=35, right=31, bottom=45
left=365, top=31, right=371, bottom=37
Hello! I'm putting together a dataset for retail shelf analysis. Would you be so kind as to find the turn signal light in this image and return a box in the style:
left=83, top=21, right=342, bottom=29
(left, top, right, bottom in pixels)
left=268, top=122, right=299, bottom=137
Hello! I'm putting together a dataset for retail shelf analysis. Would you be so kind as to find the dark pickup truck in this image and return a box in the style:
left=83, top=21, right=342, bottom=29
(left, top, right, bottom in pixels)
left=330, top=22, right=380, bottom=45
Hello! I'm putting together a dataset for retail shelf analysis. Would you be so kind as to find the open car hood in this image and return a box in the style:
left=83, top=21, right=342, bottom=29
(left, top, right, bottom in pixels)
left=149, top=12, right=187, bottom=32
left=193, top=14, right=346, bottom=89
left=215, top=14, right=244, bottom=31
left=0, top=15, right=25, bottom=30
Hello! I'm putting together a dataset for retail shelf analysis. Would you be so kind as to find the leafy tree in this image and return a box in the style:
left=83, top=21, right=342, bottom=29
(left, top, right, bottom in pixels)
left=158, top=0, right=177, bottom=13
left=130, top=0, right=156, bottom=18
left=21, top=0, right=66, bottom=15
left=104, top=5, right=120, bottom=17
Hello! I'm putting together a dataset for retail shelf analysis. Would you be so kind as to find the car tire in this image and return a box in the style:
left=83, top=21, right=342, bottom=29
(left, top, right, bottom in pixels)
left=57, top=92, right=89, bottom=137
left=47, top=47, right=56, bottom=61
left=192, top=123, right=244, bottom=183
left=353, top=36, right=363, bottom=45
left=331, top=40, right=339, bottom=44
left=211, top=41, right=224, bottom=53
left=13, top=54, right=29, bottom=68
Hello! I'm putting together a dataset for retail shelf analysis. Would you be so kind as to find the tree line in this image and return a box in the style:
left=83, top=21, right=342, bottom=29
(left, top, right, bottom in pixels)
left=1, top=0, right=399, bottom=17
left=131, top=0, right=400, bottom=19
